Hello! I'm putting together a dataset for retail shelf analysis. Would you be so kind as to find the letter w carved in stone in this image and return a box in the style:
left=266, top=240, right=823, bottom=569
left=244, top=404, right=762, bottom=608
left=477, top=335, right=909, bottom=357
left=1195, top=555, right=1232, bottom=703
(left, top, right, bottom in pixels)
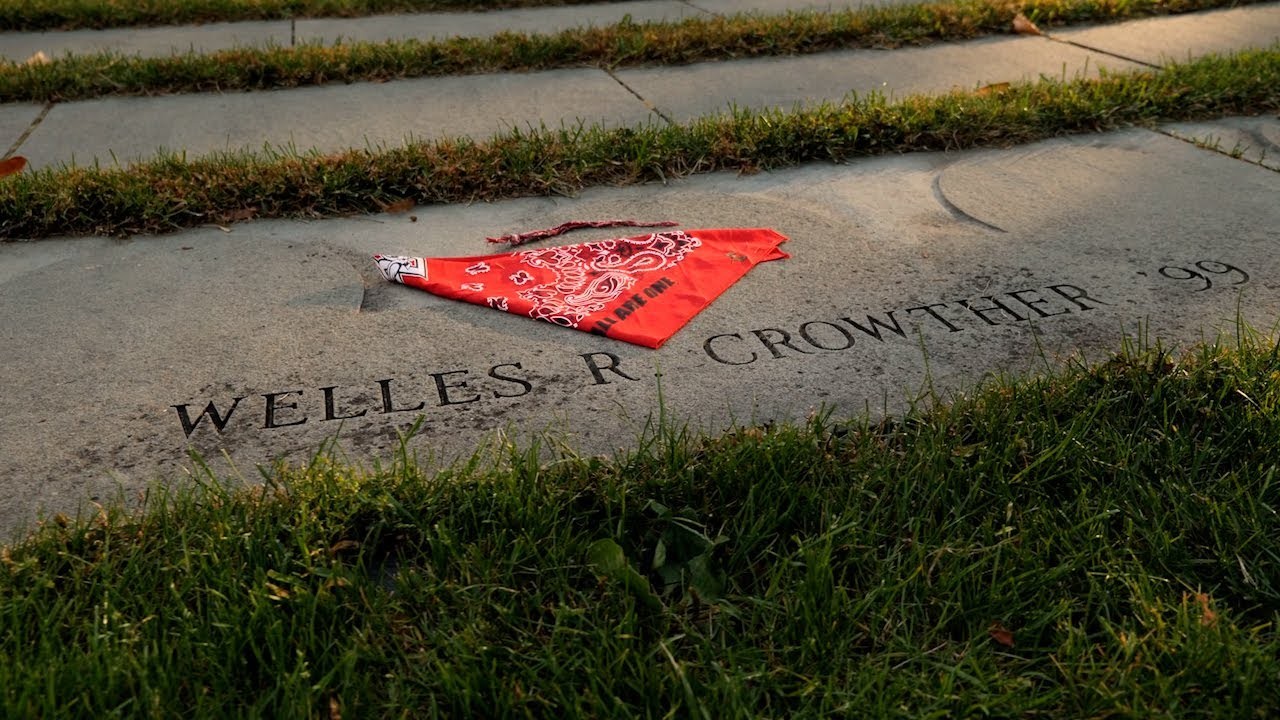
left=172, top=397, right=245, bottom=438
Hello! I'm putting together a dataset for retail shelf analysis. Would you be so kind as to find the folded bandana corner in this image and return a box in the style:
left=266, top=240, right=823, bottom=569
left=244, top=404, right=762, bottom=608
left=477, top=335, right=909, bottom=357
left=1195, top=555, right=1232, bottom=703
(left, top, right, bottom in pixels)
left=374, top=227, right=789, bottom=348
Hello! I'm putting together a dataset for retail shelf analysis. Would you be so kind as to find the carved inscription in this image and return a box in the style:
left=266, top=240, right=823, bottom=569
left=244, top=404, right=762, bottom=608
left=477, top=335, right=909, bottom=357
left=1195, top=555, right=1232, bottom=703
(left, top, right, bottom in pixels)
left=1155, top=260, right=1249, bottom=291
left=703, top=283, right=1107, bottom=366
left=173, top=355, right=633, bottom=438
left=172, top=264, right=1252, bottom=439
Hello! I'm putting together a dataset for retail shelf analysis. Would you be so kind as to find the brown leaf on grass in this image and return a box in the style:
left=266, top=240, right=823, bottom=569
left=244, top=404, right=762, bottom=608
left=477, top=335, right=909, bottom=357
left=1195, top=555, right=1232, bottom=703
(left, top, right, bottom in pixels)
left=976, top=82, right=1011, bottom=97
left=988, top=622, right=1015, bottom=647
left=0, top=156, right=27, bottom=179
left=329, top=539, right=360, bottom=555
left=383, top=198, right=414, bottom=214
left=1196, top=593, right=1218, bottom=627
left=328, top=696, right=342, bottom=720
left=1012, top=13, right=1041, bottom=36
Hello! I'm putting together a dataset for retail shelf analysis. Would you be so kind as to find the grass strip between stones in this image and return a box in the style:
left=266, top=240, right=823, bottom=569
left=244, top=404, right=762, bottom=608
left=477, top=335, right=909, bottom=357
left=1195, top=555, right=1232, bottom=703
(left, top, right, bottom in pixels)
left=2, top=330, right=1278, bottom=717
left=1, top=47, right=1277, bottom=240
left=0, top=0, right=628, bottom=32
left=0, top=0, right=1267, bottom=103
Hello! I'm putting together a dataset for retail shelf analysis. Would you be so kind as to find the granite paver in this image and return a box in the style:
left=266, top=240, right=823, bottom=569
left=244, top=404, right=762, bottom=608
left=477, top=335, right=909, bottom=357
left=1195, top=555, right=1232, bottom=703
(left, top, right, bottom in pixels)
left=616, top=35, right=1140, bottom=121
left=688, top=0, right=921, bottom=14
left=0, top=21, right=290, bottom=63
left=293, top=1, right=702, bottom=46
left=0, top=103, right=44, bottom=156
left=0, top=0, right=919, bottom=62
left=2, top=4, right=1280, bottom=540
left=17, top=68, right=656, bottom=170
left=15, top=33, right=1141, bottom=169
left=1160, top=115, right=1280, bottom=172
left=1051, top=4, right=1280, bottom=66
left=2, top=126, right=1278, bottom=537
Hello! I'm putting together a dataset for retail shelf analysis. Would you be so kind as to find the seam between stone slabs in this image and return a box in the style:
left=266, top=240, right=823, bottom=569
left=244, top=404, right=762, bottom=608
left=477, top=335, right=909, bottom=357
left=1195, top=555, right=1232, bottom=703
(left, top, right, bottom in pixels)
left=1152, top=127, right=1280, bottom=174
left=603, top=67, right=677, bottom=125
left=678, top=0, right=716, bottom=15
left=3, top=102, right=54, bottom=160
left=1044, top=34, right=1163, bottom=70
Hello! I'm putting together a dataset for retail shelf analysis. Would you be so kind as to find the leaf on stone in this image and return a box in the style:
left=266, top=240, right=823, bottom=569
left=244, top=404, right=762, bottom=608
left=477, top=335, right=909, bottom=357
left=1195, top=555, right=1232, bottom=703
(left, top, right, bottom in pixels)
left=0, top=156, right=27, bottom=179
left=976, top=82, right=1011, bottom=97
left=1012, top=13, right=1041, bottom=36
left=588, top=538, right=662, bottom=610
left=384, top=198, right=414, bottom=214
left=988, top=621, right=1015, bottom=647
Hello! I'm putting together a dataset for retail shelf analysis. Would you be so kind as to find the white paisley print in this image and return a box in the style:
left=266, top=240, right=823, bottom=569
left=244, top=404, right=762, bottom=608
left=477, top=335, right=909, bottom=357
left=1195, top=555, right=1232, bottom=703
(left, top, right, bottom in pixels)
left=515, top=231, right=700, bottom=327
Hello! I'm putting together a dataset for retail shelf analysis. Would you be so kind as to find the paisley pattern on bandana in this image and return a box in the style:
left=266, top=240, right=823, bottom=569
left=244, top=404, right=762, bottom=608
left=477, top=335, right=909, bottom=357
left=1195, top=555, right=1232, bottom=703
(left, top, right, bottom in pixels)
left=375, top=228, right=788, bottom=349
left=514, top=231, right=701, bottom=328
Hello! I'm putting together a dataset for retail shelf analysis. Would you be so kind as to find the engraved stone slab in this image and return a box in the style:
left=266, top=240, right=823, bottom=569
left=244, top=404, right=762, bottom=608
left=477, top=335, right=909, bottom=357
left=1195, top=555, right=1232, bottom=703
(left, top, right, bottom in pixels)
left=1, top=126, right=1277, bottom=539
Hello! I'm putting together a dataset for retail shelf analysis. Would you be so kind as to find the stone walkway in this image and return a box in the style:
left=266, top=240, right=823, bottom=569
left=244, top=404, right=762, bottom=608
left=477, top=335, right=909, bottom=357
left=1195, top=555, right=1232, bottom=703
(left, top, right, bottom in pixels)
left=0, top=1, right=1278, bottom=536
left=0, top=0, right=913, bottom=62
left=1, top=5, right=1277, bottom=169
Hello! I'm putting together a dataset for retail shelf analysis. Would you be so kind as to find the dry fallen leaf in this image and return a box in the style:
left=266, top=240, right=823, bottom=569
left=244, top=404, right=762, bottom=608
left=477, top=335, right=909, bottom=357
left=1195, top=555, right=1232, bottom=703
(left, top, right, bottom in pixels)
left=264, top=581, right=290, bottom=600
left=329, top=696, right=342, bottom=720
left=23, top=51, right=50, bottom=66
left=977, top=82, right=1011, bottom=97
left=988, top=622, right=1015, bottom=647
left=329, top=539, right=361, bottom=555
left=1196, top=593, right=1218, bottom=627
left=0, top=156, right=28, bottom=179
left=1013, top=13, right=1041, bottom=36
left=383, top=198, right=414, bottom=214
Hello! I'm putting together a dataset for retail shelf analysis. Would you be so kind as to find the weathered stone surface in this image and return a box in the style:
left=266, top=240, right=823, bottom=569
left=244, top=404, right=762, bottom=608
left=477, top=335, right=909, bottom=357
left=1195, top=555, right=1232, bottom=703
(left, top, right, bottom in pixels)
left=294, top=1, right=702, bottom=45
left=1051, top=5, right=1280, bottom=67
left=689, top=0, right=921, bottom=14
left=17, top=68, right=655, bottom=169
left=0, top=0, right=927, bottom=63
left=1160, top=115, right=1280, bottom=172
left=2, top=126, right=1277, bottom=539
left=0, top=103, right=43, bottom=157
left=0, top=21, right=290, bottom=63
left=615, top=36, right=1141, bottom=121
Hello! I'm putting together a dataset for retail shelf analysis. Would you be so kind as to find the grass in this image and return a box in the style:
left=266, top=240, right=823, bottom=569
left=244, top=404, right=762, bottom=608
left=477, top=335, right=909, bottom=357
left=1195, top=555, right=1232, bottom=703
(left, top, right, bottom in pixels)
left=0, top=0, right=1263, bottom=103
left=2, top=329, right=1277, bottom=717
left=0, top=0, right=632, bottom=31
left=1, top=47, right=1277, bottom=240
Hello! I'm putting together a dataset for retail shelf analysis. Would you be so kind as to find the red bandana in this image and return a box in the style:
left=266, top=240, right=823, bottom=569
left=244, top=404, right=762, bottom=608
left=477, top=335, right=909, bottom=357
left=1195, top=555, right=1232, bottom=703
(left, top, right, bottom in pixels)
left=375, top=227, right=789, bottom=348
